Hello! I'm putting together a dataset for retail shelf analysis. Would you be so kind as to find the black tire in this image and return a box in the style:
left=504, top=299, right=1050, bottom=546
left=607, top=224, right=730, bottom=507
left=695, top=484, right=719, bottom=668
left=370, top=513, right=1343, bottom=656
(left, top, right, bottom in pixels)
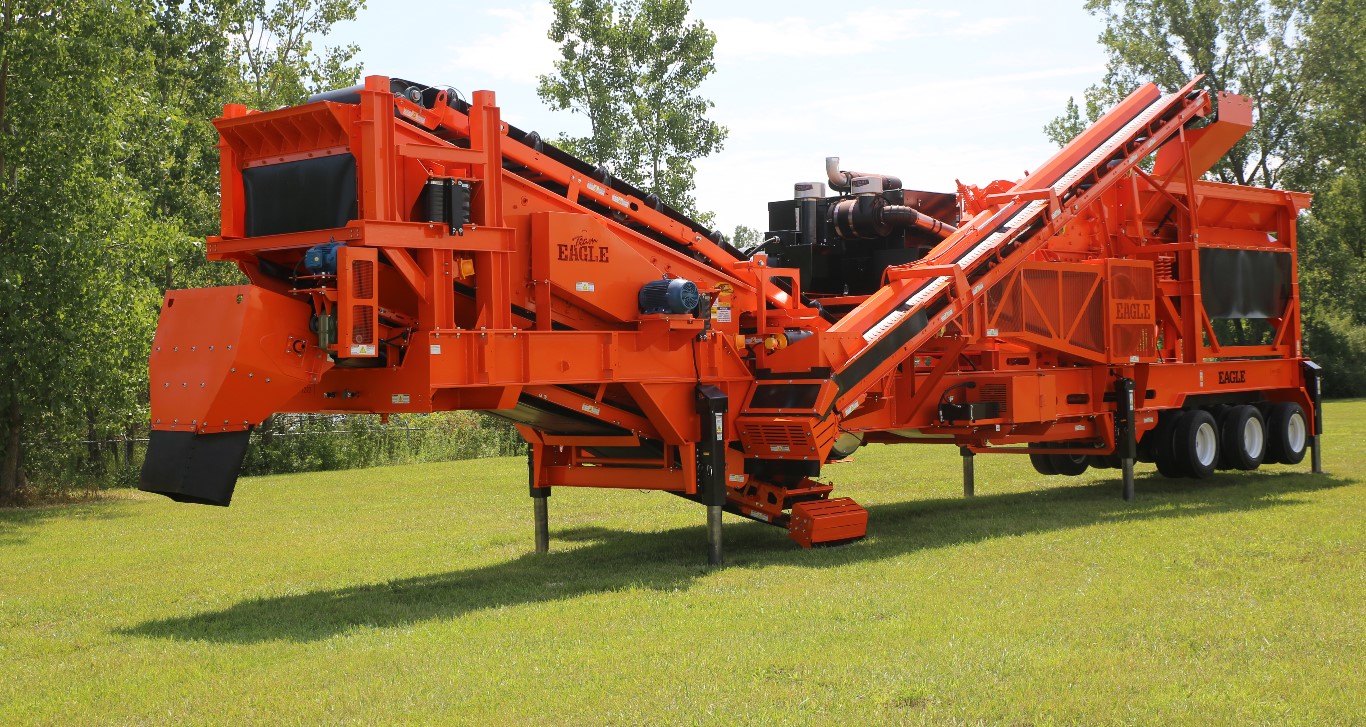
left=1030, top=452, right=1058, bottom=476
left=1265, top=402, right=1308, bottom=465
left=1136, top=427, right=1159, bottom=463
left=1172, top=408, right=1219, bottom=479
left=1048, top=453, right=1090, bottom=476
left=1154, top=411, right=1188, bottom=478
left=1220, top=405, right=1266, bottom=471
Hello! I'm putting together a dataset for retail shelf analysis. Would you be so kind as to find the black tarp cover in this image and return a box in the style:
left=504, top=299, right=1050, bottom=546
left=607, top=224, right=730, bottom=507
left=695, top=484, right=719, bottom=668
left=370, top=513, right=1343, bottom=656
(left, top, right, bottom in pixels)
left=242, top=154, right=357, bottom=237
left=1199, top=248, right=1292, bottom=319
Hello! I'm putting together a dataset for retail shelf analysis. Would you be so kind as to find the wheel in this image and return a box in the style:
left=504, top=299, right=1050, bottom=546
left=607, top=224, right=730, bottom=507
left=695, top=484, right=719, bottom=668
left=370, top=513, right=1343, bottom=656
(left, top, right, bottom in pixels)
left=1048, top=452, right=1090, bottom=476
left=1154, top=411, right=1188, bottom=478
left=1030, top=452, right=1058, bottom=476
left=1136, top=424, right=1160, bottom=463
left=1265, top=402, right=1308, bottom=465
left=1220, top=405, right=1266, bottom=471
left=1086, top=454, right=1117, bottom=469
left=1173, top=409, right=1219, bottom=479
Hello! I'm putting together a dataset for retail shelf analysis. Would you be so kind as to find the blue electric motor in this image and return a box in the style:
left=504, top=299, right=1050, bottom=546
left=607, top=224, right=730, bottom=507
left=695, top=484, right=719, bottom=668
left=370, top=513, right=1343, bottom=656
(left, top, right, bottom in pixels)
left=638, top=278, right=700, bottom=315
left=303, top=241, right=342, bottom=275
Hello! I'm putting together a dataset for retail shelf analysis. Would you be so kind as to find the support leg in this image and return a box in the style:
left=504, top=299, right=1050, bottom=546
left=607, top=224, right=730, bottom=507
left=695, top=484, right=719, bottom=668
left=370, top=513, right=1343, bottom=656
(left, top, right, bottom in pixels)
left=1304, top=361, right=1324, bottom=475
left=529, top=447, right=549, bottom=554
left=533, top=495, right=549, bottom=553
left=1115, top=377, right=1137, bottom=502
left=695, top=385, right=729, bottom=566
left=960, top=447, right=975, bottom=497
left=707, top=505, right=724, bottom=566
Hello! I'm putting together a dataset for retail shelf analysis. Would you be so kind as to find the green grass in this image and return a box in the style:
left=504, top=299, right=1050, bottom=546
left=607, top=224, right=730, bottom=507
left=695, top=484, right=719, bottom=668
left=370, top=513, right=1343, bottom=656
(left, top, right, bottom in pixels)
left=3, top=402, right=1364, bottom=726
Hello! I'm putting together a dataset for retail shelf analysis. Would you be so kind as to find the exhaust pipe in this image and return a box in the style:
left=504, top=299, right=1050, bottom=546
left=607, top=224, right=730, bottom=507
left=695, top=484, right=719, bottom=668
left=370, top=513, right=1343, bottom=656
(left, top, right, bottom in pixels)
left=825, top=156, right=902, bottom=193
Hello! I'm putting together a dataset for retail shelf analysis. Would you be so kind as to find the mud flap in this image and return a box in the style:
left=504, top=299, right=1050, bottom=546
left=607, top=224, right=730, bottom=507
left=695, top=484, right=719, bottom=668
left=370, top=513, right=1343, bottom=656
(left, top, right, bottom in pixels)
left=139, top=430, right=252, bottom=506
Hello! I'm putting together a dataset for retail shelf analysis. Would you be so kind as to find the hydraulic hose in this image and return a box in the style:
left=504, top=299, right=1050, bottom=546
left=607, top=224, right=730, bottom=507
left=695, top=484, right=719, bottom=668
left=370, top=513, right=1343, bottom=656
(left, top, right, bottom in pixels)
left=881, top=205, right=959, bottom=239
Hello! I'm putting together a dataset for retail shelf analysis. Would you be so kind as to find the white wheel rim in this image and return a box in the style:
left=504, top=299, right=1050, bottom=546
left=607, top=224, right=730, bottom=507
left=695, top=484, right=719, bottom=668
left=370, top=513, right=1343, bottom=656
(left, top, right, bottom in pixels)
left=1195, top=421, right=1218, bottom=467
left=1243, top=416, right=1264, bottom=459
left=1287, top=412, right=1306, bottom=452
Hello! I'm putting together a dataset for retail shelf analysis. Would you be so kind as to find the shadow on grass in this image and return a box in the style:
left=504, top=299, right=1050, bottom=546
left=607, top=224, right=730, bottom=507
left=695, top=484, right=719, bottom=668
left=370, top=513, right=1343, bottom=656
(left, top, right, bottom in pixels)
left=122, top=470, right=1349, bottom=644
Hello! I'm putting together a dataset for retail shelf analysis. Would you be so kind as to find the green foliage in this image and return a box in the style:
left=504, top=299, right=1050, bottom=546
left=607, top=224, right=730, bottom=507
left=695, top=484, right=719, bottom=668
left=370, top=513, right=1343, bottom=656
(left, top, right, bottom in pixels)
left=226, top=0, right=364, bottom=110
left=1296, top=0, right=1366, bottom=394
left=0, top=0, right=166, bottom=501
left=0, top=0, right=384, bottom=504
left=1294, top=0, right=1366, bottom=190
left=1303, top=313, right=1366, bottom=397
left=1298, top=171, right=1366, bottom=320
left=537, top=0, right=727, bottom=218
left=1046, top=0, right=1310, bottom=188
left=1042, top=96, right=1089, bottom=151
left=731, top=224, right=761, bottom=250
left=240, top=412, right=526, bottom=476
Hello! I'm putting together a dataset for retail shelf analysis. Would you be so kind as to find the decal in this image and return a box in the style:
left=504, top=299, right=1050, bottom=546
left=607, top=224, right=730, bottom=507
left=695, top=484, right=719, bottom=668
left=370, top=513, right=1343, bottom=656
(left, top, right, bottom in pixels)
left=1218, top=369, right=1247, bottom=385
left=1113, top=301, right=1153, bottom=321
left=558, top=235, right=610, bottom=263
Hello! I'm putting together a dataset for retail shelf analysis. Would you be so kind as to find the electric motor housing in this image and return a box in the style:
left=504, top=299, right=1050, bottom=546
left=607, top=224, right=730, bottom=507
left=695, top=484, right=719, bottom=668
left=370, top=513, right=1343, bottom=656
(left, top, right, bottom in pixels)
left=639, top=278, right=700, bottom=315
left=303, top=242, right=342, bottom=275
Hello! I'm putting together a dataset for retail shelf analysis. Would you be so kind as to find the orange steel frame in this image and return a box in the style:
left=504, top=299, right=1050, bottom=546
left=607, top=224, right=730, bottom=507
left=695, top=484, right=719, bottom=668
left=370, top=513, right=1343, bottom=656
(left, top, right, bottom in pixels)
left=145, top=75, right=1319, bottom=558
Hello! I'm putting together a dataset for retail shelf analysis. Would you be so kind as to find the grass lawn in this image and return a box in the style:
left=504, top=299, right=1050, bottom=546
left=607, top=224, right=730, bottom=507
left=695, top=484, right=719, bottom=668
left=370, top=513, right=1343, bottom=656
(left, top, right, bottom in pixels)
left=2, top=401, right=1363, bottom=725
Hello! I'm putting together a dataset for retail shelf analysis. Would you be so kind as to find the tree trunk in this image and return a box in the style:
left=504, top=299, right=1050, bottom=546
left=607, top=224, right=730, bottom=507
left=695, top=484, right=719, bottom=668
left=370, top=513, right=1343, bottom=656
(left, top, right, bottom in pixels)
left=1, top=400, right=21, bottom=502
left=86, top=408, right=102, bottom=472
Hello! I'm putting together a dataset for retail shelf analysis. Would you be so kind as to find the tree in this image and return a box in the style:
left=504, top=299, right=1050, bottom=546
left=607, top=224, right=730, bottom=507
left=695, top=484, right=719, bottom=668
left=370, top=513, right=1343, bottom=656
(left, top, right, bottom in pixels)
left=0, top=0, right=166, bottom=500
left=537, top=0, right=727, bottom=219
left=226, top=0, right=364, bottom=110
left=1044, top=0, right=1311, bottom=189
left=732, top=224, right=761, bottom=251
left=0, top=0, right=367, bottom=502
left=1292, top=0, right=1366, bottom=393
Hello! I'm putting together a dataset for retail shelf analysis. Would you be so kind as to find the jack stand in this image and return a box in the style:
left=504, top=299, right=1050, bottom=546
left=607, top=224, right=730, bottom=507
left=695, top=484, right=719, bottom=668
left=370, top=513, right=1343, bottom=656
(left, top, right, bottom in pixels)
left=1121, top=458, right=1136, bottom=501
left=1116, top=377, right=1137, bottom=501
left=533, top=496, right=549, bottom=554
left=696, top=384, right=729, bottom=566
left=529, top=448, right=549, bottom=553
left=1305, top=361, right=1324, bottom=475
left=707, top=505, right=724, bottom=566
left=960, top=447, right=975, bottom=497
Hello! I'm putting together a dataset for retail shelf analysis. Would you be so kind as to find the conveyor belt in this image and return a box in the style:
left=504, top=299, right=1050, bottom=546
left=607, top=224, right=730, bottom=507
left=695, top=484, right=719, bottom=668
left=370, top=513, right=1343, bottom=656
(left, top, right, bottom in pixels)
left=828, top=86, right=1201, bottom=400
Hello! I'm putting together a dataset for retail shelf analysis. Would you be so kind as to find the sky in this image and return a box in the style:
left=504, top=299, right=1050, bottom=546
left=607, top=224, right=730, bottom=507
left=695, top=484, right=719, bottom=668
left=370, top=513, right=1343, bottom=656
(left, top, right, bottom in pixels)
left=328, top=1, right=1111, bottom=235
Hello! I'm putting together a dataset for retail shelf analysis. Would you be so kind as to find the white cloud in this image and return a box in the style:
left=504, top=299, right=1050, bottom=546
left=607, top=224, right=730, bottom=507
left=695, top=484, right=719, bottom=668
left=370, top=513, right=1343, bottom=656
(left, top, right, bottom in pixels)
left=710, top=9, right=929, bottom=62
left=709, top=8, right=1017, bottom=62
left=445, top=3, right=559, bottom=85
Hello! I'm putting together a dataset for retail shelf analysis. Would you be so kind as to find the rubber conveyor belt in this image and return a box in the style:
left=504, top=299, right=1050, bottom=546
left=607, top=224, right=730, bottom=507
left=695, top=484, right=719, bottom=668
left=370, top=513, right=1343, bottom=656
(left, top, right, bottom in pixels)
left=829, top=91, right=1185, bottom=398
